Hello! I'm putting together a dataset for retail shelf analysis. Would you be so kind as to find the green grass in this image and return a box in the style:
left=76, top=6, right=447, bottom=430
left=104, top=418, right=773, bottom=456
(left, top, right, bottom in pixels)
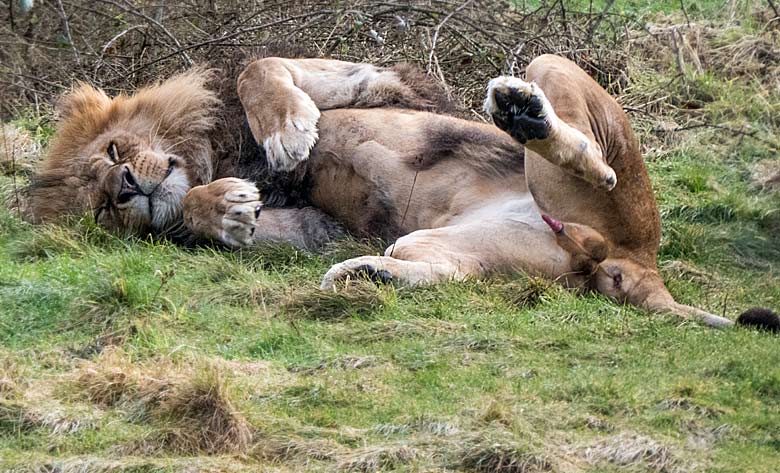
left=2, top=6, right=780, bottom=473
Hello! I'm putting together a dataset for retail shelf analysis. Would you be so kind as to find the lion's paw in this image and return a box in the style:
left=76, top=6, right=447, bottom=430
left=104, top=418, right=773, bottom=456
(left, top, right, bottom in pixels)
left=484, top=76, right=617, bottom=192
left=320, top=257, right=393, bottom=290
left=484, top=76, right=554, bottom=144
left=263, top=95, right=320, bottom=172
left=183, top=178, right=262, bottom=248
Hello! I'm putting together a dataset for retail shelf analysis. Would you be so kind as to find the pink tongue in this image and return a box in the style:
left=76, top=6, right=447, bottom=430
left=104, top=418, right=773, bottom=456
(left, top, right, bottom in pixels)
left=542, top=214, right=564, bottom=233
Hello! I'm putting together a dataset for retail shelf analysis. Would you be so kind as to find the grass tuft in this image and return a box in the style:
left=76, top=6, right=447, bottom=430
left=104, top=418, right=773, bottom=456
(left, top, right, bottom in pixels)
left=73, top=349, right=253, bottom=455
left=457, top=434, right=553, bottom=473
left=151, top=366, right=253, bottom=454
left=494, top=277, right=563, bottom=310
left=281, top=280, right=391, bottom=320
left=579, top=433, right=679, bottom=472
left=338, top=444, right=420, bottom=472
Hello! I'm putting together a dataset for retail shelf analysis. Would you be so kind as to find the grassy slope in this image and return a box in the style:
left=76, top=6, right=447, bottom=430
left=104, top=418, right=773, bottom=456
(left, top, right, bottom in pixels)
left=2, top=3, right=780, bottom=473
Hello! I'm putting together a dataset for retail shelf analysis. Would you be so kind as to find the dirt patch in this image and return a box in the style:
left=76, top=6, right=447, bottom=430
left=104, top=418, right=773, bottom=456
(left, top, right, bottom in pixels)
left=750, top=159, right=780, bottom=191
left=0, top=123, right=40, bottom=175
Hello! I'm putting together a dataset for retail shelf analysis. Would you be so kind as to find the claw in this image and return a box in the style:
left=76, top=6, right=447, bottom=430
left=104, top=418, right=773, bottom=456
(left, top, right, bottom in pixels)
left=354, top=264, right=393, bottom=284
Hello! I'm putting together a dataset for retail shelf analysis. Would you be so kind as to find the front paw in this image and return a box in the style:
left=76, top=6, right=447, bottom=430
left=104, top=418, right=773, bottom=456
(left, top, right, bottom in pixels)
left=262, top=93, right=320, bottom=172
left=182, top=178, right=262, bottom=247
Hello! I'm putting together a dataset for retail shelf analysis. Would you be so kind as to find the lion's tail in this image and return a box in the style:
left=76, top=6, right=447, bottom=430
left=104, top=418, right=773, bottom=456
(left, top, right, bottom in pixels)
left=643, top=280, right=779, bottom=331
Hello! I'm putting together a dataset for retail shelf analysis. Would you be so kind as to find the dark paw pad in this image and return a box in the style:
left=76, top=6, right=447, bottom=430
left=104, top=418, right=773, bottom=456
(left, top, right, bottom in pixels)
left=353, top=264, right=393, bottom=285
left=491, top=89, right=550, bottom=144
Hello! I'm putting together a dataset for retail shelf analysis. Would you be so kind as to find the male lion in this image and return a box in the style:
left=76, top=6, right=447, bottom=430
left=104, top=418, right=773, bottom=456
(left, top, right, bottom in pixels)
left=22, top=54, right=774, bottom=329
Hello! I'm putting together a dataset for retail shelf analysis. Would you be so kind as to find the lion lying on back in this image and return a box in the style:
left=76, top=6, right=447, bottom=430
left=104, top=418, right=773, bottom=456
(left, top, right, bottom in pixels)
left=22, top=55, right=776, bottom=330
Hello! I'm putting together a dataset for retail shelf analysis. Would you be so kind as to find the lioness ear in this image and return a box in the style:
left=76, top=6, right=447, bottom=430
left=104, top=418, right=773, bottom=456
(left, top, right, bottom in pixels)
left=57, top=82, right=112, bottom=120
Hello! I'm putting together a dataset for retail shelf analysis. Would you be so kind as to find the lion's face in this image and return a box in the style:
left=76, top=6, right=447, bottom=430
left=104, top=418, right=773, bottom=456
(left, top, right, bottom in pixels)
left=24, top=69, right=219, bottom=236
left=90, top=131, right=191, bottom=235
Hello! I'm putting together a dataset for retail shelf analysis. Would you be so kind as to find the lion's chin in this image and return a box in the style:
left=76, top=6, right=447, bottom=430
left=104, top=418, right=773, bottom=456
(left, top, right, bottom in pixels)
left=150, top=167, right=191, bottom=234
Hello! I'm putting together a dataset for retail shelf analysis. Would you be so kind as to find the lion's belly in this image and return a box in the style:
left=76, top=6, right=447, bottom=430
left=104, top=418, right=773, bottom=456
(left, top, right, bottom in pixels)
left=306, top=108, right=527, bottom=238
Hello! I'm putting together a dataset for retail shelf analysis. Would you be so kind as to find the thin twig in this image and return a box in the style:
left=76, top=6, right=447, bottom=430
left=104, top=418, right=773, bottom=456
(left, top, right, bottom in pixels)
left=94, top=24, right=148, bottom=75
left=680, top=0, right=691, bottom=26
left=768, top=0, right=780, bottom=19
left=54, top=0, right=81, bottom=64
left=663, top=123, right=774, bottom=145
left=390, top=169, right=420, bottom=258
left=426, top=0, right=474, bottom=76
left=123, top=10, right=330, bottom=77
left=95, top=0, right=193, bottom=66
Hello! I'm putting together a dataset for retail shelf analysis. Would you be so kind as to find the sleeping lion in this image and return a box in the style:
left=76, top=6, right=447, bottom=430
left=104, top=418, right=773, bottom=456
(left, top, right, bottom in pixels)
left=21, top=54, right=775, bottom=329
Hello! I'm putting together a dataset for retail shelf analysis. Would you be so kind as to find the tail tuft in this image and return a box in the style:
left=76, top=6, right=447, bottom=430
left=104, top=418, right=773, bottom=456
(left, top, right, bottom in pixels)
left=736, top=308, right=780, bottom=333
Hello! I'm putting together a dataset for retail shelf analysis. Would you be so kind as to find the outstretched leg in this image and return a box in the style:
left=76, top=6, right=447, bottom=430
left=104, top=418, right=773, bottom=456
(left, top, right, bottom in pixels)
left=237, top=58, right=445, bottom=171
left=320, top=216, right=606, bottom=291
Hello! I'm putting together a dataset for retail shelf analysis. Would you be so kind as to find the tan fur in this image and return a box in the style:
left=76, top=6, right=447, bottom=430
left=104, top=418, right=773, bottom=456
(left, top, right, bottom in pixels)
left=27, top=56, right=732, bottom=327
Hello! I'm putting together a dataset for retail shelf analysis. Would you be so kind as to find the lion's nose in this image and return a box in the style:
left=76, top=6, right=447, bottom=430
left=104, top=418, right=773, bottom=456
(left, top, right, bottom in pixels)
left=131, top=153, right=175, bottom=194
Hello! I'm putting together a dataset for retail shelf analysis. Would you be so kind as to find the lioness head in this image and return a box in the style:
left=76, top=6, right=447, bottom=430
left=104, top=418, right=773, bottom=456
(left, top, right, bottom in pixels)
left=24, top=69, right=220, bottom=236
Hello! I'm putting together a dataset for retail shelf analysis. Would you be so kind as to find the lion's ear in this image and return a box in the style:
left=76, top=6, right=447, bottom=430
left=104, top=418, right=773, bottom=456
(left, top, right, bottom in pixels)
left=57, top=82, right=112, bottom=120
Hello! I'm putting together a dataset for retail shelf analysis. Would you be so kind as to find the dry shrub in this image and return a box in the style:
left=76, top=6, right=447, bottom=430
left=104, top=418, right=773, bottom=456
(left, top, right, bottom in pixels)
left=632, top=13, right=780, bottom=82
left=624, top=11, right=780, bottom=122
left=73, top=348, right=253, bottom=455
left=579, top=433, right=680, bottom=472
left=153, top=367, right=253, bottom=454
left=1, top=1, right=631, bottom=118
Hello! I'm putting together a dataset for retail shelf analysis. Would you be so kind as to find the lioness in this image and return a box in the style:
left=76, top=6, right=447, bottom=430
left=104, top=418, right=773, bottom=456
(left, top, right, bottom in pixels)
left=21, top=54, right=771, bottom=329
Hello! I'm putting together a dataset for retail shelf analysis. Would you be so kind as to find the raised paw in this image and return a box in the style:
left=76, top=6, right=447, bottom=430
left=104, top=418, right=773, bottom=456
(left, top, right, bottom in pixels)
left=320, top=257, right=394, bottom=290
left=483, top=76, right=553, bottom=144
left=182, top=178, right=263, bottom=247
left=262, top=103, right=320, bottom=172
left=484, top=76, right=617, bottom=192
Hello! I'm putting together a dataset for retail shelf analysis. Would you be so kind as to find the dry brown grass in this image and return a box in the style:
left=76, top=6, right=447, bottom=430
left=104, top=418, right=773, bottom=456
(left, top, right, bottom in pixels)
left=73, top=348, right=253, bottom=455
left=494, top=276, right=564, bottom=311
left=578, top=433, right=681, bottom=472
left=338, top=444, right=421, bottom=472
left=750, top=159, right=780, bottom=191
left=253, top=436, right=345, bottom=463
left=281, top=280, right=390, bottom=320
left=457, top=434, right=554, bottom=473
left=0, top=123, right=39, bottom=175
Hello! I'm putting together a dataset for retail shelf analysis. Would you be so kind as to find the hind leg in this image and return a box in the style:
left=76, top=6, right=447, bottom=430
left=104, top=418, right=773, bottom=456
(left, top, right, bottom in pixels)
left=320, top=218, right=589, bottom=290
left=484, top=75, right=616, bottom=191
left=238, top=58, right=439, bottom=171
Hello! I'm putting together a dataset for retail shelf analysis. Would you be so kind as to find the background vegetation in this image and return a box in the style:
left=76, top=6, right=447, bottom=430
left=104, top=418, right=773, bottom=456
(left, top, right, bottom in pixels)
left=1, top=0, right=779, bottom=471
